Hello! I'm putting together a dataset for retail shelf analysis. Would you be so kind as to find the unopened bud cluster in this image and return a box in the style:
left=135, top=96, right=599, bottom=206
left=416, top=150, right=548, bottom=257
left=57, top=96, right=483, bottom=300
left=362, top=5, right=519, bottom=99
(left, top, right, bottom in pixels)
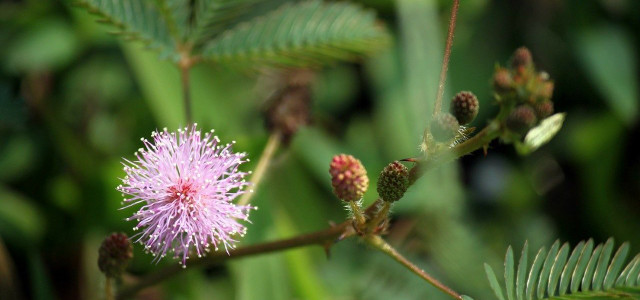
left=329, top=154, right=369, bottom=202
left=98, top=232, right=133, bottom=278
left=492, top=47, right=555, bottom=135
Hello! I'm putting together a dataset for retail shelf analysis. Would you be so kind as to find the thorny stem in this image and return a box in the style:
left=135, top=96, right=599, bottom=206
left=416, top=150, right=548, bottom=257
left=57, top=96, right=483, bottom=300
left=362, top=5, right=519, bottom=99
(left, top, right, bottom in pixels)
left=349, top=201, right=367, bottom=227
left=367, top=201, right=391, bottom=234
left=105, top=277, right=114, bottom=300
left=433, top=0, right=460, bottom=116
left=117, top=221, right=354, bottom=300
left=237, top=131, right=282, bottom=206
left=410, top=121, right=501, bottom=183
left=365, top=235, right=463, bottom=300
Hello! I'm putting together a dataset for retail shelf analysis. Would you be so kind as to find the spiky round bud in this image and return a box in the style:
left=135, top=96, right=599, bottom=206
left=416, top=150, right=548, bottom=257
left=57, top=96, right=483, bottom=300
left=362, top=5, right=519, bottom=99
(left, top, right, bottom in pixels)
left=493, top=68, right=513, bottom=92
left=511, top=47, right=533, bottom=70
left=98, top=233, right=133, bottom=278
left=430, top=113, right=460, bottom=142
left=534, top=101, right=554, bottom=119
left=506, top=105, right=537, bottom=134
left=329, top=154, right=369, bottom=202
left=451, top=91, right=479, bottom=125
left=377, top=161, right=409, bottom=202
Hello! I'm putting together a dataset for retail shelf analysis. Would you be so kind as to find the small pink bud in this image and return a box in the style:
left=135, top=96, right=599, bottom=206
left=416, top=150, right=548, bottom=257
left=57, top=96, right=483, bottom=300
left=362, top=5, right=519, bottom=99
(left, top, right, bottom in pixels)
left=329, top=154, right=369, bottom=202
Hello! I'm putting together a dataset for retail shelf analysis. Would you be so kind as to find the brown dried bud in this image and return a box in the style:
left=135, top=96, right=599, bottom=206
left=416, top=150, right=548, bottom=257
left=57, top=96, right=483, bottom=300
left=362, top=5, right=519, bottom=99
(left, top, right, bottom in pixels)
left=265, top=85, right=311, bottom=143
left=377, top=161, right=410, bottom=202
left=98, top=233, right=133, bottom=278
left=430, top=113, right=460, bottom=142
left=451, top=91, right=479, bottom=125
left=506, top=105, right=537, bottom=134
left=329, top=154, right=369, bottom=202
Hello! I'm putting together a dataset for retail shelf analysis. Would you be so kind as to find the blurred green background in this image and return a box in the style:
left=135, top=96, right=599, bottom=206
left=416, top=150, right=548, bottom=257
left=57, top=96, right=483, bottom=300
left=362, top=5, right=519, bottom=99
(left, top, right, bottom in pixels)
left=1, top=0, right=639, bottom=299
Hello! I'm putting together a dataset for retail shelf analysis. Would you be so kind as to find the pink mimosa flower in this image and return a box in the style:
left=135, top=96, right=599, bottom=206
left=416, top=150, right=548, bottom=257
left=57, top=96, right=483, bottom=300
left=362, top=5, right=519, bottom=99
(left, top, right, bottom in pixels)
left=117, top=124, right=254, bottom=266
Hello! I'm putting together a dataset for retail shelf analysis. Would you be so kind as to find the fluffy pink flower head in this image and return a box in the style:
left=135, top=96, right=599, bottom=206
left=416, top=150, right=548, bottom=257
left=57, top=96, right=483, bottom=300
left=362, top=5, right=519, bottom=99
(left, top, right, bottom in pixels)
left=117, top=124, right=254, bottom=266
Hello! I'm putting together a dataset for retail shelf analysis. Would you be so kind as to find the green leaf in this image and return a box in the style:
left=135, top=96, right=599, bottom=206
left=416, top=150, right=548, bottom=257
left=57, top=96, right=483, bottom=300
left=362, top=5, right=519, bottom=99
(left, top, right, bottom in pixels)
left=582, top=244, right=603, bottom=292
left=626, top=257, right=640, bottom=287
left=559, top=241, right=585, bottom=295
left=572, top=240, right=594, bottom=294
left=156, top=0, right=193, bottom=40
left=506, top=246, right=515, bottom=300
left=487, top=239, right=640, bottom=300
left=78, top=0, right=177, bottom=59
left=548, top=243, right=570, bottom=296
left=191, top=0, right=278, bottom=47
left=538, top=241, right=561, bottom=299
left=527, top=247, right=547, bottom=300
left=576, top=26, right=639, bottom=125
left=603, top=242, right=629, bottom=289
left=517, top=113, right=566, bottom=155
left=202, top=0, right=390, bottom=68
left=592, top=238, right=615, bottom=291
left=616, top=255, right=639, bottom=287
left=485, top=263, right=506, bottom=300
left=517, top=242, right=530, bottom=300
left=461, top=296, right=475, bottom=300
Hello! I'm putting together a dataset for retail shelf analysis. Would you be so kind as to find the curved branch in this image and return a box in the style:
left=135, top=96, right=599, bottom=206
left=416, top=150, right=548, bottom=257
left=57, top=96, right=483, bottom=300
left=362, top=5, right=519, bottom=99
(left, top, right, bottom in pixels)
left=237, top=131, right=282, bottom=206
left=116, top=220, right=352, bottom=299
left=366, top=235, right=462, bottom=300
left=410, top=121, right=501, bottom=183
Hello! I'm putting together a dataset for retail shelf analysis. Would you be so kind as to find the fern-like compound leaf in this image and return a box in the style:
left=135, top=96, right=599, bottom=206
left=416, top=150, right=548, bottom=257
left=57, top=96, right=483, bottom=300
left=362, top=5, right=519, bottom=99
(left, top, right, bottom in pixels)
left=592, top=238, right=615, bottom=291
left=506, top=246, right=516, bottom=300
left=527, top=247, right=548, bottom=300
left=201, top=0, right=391, bottom=68
left=548, top=243, right=570, bottom=297
left=485, top=239, right=640, bottom=300
left=571, top=239, right=594, bottom=294
left=603, top=242, right=629, bottom=289
left=156, top=0, right=193, bottom=41
left=77, top=0, right=177, bottom=60
left=538, top=241, right=561, bottom=298
left=626, top=256, right=640, bottom=286
left=559, top=240, right=585, bottom=295
left=486, top=263, right=507, bottom=300
left=582, top=243, right=603, bottom=292
left=191, top=0, right=280, bottom=48
left=517, top=242, right=530, bottom=300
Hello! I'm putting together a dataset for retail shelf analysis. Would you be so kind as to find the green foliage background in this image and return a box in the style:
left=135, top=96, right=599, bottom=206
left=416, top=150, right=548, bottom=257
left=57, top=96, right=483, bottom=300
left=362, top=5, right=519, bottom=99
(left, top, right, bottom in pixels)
left=0, top=0, right=639, bottom=299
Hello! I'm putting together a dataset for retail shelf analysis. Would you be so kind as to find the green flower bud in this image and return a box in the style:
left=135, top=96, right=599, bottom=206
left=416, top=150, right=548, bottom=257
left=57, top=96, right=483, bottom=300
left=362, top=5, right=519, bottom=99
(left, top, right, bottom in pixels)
left=451, top=91, right=479, bottom=125
left=430, top=113, right=460, bottom=142
left=377, top=161, right=410, bottom=202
